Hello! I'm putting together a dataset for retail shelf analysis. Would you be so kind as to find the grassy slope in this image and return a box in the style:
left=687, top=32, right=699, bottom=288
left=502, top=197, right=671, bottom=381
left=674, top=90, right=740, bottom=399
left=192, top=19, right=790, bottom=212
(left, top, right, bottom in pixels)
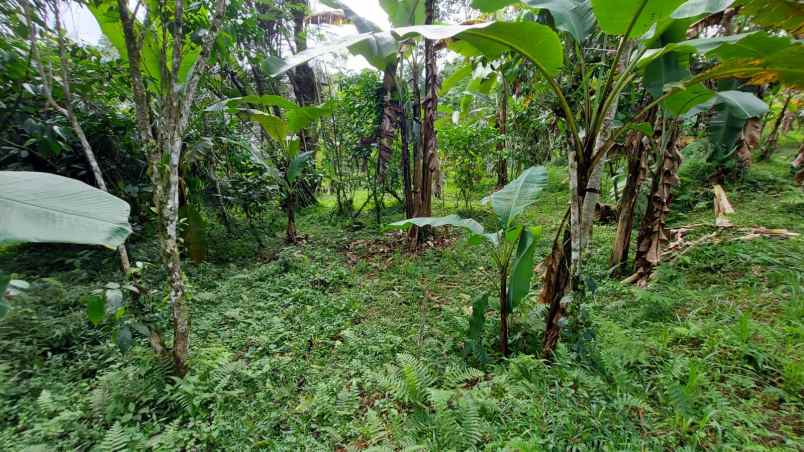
left=0, top=145, right=802, bottom=451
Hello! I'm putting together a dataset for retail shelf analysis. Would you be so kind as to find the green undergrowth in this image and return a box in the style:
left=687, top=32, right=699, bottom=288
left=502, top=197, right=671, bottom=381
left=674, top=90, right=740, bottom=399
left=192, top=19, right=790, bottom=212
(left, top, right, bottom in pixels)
left=1, top=151, right=802, bottom=450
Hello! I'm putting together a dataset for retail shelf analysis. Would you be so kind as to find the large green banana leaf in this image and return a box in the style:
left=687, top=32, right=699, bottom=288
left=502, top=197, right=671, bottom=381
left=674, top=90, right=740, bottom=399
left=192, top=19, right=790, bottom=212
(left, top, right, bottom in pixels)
left=482, top=166, right=548, bottom=228
left=0, top=172, right=132, bottom=248
left=268, top=22, right=563, bottom=78
left=471, top=0, right=595, bottom=42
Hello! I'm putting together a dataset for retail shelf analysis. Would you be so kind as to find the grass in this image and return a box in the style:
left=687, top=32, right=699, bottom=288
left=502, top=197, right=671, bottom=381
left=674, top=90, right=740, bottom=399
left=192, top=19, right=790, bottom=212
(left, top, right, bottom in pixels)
left=0, top=146, right=802, bottom=450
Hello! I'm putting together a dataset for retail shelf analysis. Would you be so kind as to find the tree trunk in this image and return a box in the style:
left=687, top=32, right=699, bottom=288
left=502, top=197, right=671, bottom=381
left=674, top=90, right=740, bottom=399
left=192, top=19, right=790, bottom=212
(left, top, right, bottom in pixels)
left=542, top=226, right=572, bottom=357
left=631, top=121, right=683, bottom=284
left=410, top=0, right=438, bottom=246
left=499, top=269, right=509, bottom=356
left=609, top=133, right=648, bottom=274
left=378, top=62, right=398, bottom=181
left=579, top=46, right=630, bottom=254
left=761, top=92, right=792, bottom=160
left=115, top=0, right=228, bottom=376
left=793, top=143, right=804, bottom=185
left=495, top=78, right=509, bottom=189
left=399, top=90, right=414, bottom=218
left=286, top=193, right=297, bottom=243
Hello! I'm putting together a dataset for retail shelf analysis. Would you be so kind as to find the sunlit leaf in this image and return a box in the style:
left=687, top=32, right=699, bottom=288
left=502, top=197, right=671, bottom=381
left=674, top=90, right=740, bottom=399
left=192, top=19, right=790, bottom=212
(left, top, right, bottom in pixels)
left=0, top=172, right=132, bottom=248
left=482, top=166, right=548, bottom=228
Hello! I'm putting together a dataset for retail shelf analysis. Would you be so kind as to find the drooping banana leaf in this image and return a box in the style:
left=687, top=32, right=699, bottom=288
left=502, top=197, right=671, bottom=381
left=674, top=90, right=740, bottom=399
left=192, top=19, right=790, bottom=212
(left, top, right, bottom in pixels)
left=482, top=166, right=548, bottom=228
left=269, top=22, right=564, bottom=79
left=591, top=0, right=687, bottom=38
left=0, top=171, right=132, bottom=248
left=388, top=214, right=486, bottom=235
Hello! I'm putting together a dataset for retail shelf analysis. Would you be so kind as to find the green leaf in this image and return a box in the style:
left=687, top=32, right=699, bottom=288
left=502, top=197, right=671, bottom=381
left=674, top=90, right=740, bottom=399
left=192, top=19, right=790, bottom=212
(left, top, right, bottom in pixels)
left=0, top=272, right=9, bottom=297
left=672, top=0, right=735, bottom=18
left=287, top=104, right=333, bottom=133
left=394, top=22, right=564, bottom=77
left=702, top=42, right=804, bottom=89
left=287, top=151, right=313, bottom=184
left=662, top=83, right=716, bottom=116
left=388, top=214, right=486, bottom=235
left=524, top=0, right=595, bottom=42
left=115, top=325, right=133, bottom=354
left=592, top=0, right=687, bottom=37
left=482, top=166, right=548, bottom=228
left=380, top=0, right=426, bottom=27
left=736, top=0, right=804, bottom=36
left=206, top=95, right=298, bottom=112
left=0, top=172, right=132, bottom=248
left=243, top=110, right=289, bottom=143
left=508, top=228, right=538, bottom=310
left=471, top=0, right=518, bottom=11
left=709, top=102, right=746, bottom=162
left=439, top=62, right=473, bottom=96
left=85, top=294, right=106, bottom=326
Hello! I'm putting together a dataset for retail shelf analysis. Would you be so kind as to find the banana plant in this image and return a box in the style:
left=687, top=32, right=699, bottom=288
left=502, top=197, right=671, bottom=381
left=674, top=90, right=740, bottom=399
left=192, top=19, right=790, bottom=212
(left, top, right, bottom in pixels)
left=207, top=95, right=331, bottom=243
left=389, top=166, right=547, bottom=356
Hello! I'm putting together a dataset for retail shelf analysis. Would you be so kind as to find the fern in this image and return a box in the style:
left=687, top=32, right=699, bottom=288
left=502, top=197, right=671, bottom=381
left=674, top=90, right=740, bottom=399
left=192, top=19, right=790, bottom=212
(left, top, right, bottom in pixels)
left=36, top=390, right=57, bottom=415
left=443, top=365, right=484, bottom=388
left=96, top=422, right=129, bottom=452
left=380, top=354, right=434, bottom=406
left=335, top=384, right=360, bottom=416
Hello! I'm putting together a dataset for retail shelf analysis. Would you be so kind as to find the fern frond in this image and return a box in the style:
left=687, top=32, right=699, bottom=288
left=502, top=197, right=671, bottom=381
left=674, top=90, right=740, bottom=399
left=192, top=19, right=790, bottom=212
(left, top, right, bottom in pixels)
left=96, top=422, right=129, bottom=452
left=443, top=365, right=484, bottom=388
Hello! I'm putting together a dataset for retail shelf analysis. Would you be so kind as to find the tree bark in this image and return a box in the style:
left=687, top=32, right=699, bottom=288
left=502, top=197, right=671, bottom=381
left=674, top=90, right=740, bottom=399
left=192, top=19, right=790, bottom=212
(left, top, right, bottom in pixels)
left=410, top=0, right=438, bottom=246
left=499, top=269, right=509, bottom=356
left=631, top=120, right=683, bottom=285
left=495, top=77, right=509, bottom=189
left=116, top=0, right=227, bottom=376
left=378, top=62, right=398, bottom=181
left=761, top=92, right=792, bottom=160
left=579, top=46, right=630, bottom=254
left=608, top=134, right=648, bottom=275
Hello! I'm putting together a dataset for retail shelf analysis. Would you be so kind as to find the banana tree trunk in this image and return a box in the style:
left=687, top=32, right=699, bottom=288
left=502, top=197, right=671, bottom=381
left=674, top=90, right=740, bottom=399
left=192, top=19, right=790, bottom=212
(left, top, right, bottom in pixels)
left=410, top=1, right=438, bottom=246
left=609, top=133, right=648, bottom=274
left=499, top=269, right=510, bottom=356
left=495, top=79, right=509, bottom=189
left=631, top=121, right=682, bottom=284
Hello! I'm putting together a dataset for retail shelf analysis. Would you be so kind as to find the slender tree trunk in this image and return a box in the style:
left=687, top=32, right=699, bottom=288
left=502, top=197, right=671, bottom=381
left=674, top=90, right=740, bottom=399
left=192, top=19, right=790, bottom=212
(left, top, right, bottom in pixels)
left=761, top=92, right=792, bottom=160
left=286, top=192, right=297, bottom=243
left=609, top=135, right=647, bottom=274
left=410, top=0, right=438, bottom=246
left=410, top=56, right=423, bottom=214
left=379, top=62, right=398, bottom=181
left=399, top=70, right=414, bottom=218
left=499, top=269, right=509, bottom=356
left=115, top=0, right=227, bottom=376
left=495, top=78, right=509, bottom=189
left=579, top=46, right=630, bottom=254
